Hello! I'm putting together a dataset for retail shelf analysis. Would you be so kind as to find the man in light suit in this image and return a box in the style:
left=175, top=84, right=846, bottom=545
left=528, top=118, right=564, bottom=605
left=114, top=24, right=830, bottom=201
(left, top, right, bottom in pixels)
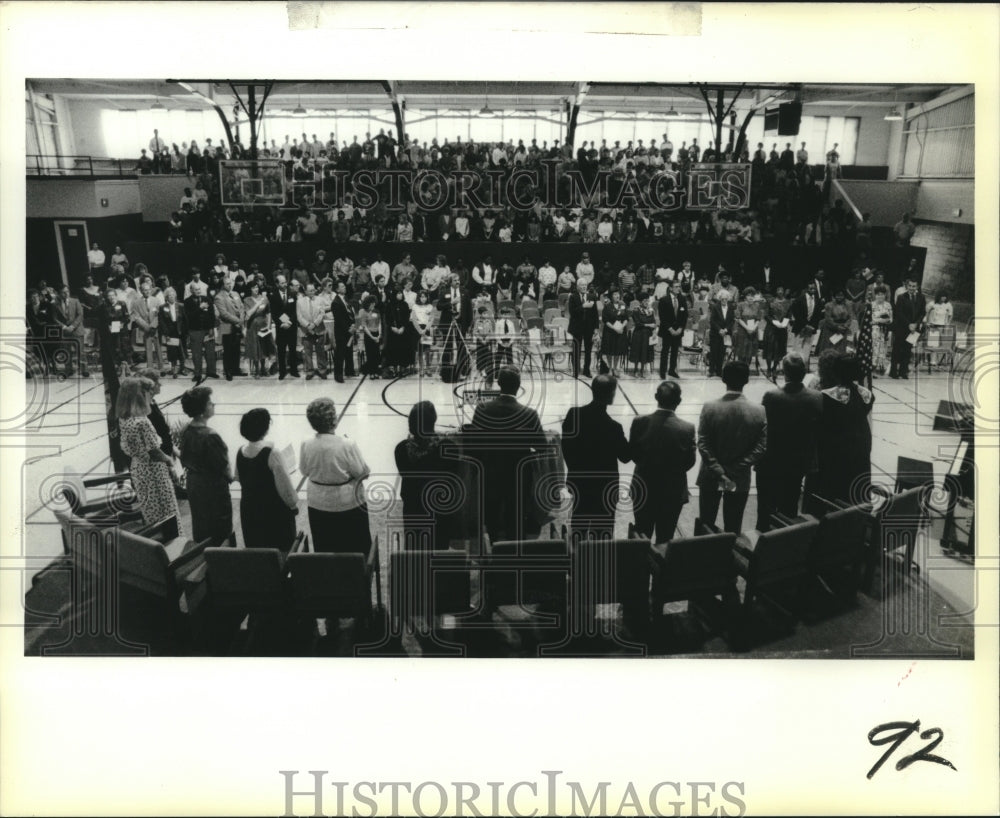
left=297, top=282, right=329, bottom=380
left=52, top=284, right=89, bottom=377
left=629, top=380, right=697, bottom=544
left=213, top=277, right=245, bottom=380
left=790, top=283, right=823, bottom=372
left=658, top=280, right=688, bottom=379
left=470, top=365, right=548, bottom=541
left=130, top=279, right=165, bottom=373
left=696, top=361, right=768, bottom=534
left=754, top=353, right=822, bottom=530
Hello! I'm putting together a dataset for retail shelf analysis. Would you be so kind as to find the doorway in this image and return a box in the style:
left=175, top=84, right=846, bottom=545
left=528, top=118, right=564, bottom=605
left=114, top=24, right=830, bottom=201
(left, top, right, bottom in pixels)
left=54, top=220, right=90, bottom=287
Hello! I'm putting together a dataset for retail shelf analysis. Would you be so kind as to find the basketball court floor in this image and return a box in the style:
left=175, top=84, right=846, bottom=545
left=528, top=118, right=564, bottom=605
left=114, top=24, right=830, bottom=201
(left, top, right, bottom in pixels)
left=18, top=347, right=976, bottom=624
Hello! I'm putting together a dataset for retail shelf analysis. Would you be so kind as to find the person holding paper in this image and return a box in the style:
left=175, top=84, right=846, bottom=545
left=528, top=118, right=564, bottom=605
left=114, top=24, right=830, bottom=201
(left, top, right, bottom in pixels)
left=790, top=284, right=823, bottom=373
left=815, top=291, right=853, bottom=355
left=869, top=286, right=893, bottom=375
left=707, top=289, right=736, bottom=378
left=762, top=287, right=791, bottom=380
left=236, top=408, right=298, bottom=552
left=96, top=288, right=132, bottom=375
left=242, top=280, right=274, bottom=379
left=600, top=289, right=629, bottom=376
left=732, top=287, right=763, bottom=366
left=888, top=279, right=926, bottom=379
left=157, top=287, right=187, bottom=378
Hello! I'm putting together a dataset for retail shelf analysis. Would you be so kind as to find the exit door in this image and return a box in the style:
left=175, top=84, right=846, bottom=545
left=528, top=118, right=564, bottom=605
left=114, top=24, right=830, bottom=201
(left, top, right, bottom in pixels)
left=54, top=220, right=91, bottom=287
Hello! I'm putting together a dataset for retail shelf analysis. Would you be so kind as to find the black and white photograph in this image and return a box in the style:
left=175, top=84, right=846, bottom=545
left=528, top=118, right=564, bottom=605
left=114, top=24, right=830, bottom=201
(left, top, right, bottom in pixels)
left=1, top=3, right=997, bottom=816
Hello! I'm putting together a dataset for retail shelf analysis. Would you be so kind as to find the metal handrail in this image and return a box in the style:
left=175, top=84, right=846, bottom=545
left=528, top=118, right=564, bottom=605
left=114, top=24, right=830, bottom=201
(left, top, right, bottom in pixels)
left=26, top=155, right=137, bottom=178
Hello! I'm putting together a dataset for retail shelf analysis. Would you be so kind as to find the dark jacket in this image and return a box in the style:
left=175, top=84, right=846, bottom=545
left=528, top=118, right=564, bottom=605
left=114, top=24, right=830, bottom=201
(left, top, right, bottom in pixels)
left=567, top=290, right=599, bottom=339
left=184, top=294, right=216, bottom=332
left=757, top=382, right=823, bottom=476
left=331, top=294, right=356, bottom=342
left=892, top=291, right=927, bottom=331
left=657, top=291, right=688, bottom=337
left=790, top=293, right=823, bottom=335
left=269, top=286, right=299, bottom=334
left=436, top=284, right=471, bottom=332
left=628, top=408, right=697, bottom=502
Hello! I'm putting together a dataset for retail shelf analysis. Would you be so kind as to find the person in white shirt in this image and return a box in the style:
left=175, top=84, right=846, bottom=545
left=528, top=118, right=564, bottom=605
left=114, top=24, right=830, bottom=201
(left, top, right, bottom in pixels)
left=370, top=254, right=390, bottom=285
left=454, top=210, right=470, bottom=240
left=183, top=267, right=209, bottom=299
left=493, top=310, right=518, bottom=370
left=575, top=253, right=595, bottom=287
left=87, top=243, right=106, bottom=273
left=472, top=256, right=496, bottom=297
left=149, top=129, right=166, bottom=154
left=299, top=397, right=372, bottom=555
left=538, top=260, right=557, bottom=296
left=297, top=283, right=329, bottom=380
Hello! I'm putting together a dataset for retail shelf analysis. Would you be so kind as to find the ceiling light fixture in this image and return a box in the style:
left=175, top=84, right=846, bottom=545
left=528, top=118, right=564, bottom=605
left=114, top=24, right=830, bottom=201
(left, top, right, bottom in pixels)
left=665, top=105, right=679, bottom=117
left=884, top=108, right=903, bottom=121
left=292, top=93, right=307, bottom=117
left=151, top=98, right=165, bottom=111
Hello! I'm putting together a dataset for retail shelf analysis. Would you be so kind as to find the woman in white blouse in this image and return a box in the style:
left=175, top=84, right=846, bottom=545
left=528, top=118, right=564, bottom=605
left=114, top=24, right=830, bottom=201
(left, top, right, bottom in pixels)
left=410, top=290, right=436, bottom=375
left=924, top=293, right=955, bottom=366
left=299, top=397, right=372, bottom=555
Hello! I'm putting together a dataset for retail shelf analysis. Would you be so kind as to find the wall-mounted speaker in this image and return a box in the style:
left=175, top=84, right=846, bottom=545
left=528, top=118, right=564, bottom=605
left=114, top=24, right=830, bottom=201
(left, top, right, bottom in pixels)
left=763, top=102, right=802, bottom=136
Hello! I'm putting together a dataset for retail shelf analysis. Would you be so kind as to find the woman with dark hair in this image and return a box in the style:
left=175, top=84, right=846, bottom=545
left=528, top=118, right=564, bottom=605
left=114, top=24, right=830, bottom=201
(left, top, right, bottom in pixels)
left=410, top=289, right=435, bottom=375
left=600, top=289, right=628, bottom=376
left=357, top=294, right=383, bottom=378
left=815, top=290, right=852, bottom=355
left=763, top=286, right=791, bottom=380
left=117, top=377, right=180, bottom=531
left=807, top=348, right=842, bottom=391
left=178, top=386, right=234, bottom=546
left=236, top=408, right=298, bottom=552
left=243, top=279, right=274, bottom=378
left=805, top=352, right=875, bottom=510
left=299, top=397, right=372, bottom=555
left=383, top=288, right=412, bottom=378
left=732, top=287, right=763, bottom=366
left=628, top=292, right=656, bottom=378
left=393, top=401, right=457, bottom=550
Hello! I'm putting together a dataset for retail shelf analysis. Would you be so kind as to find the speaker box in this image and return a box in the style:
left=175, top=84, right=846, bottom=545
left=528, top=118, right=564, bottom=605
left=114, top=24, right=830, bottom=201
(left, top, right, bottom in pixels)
left=764, top=102, right=802, bottom=136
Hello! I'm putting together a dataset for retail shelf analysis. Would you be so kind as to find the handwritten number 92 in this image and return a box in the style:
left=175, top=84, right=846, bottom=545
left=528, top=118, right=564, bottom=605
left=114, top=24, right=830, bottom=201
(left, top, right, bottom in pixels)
left=867, top=720, right=957, bottom=779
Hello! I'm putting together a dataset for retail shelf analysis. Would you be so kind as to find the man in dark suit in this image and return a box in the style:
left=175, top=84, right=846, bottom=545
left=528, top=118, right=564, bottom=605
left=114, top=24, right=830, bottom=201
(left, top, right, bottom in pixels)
left=183, top=289, right=218, bottom=381
left=629, top=380, right=697, bottom=544
left=658, top=280, right=688, bottom=379
left=790, top=283, right=823, bottom=372
left=561, top=375, right=631, bottom=539
left=889, top=278, right=927, bottom=379
left=470, top=366, right=548, bottom=541
left=780, top=142, right=795, bottom=170
left=696, top=362, right=768, bottom=534
left=568, top=280, right=599, bottom=378
left=330, top=281, right=357, bottom=382
left=754, top=353, right=822, bottom=530
left=51, top=285, right=90, bottom=377
left=437, top=273, right=471, bottom=379
left=707, top=289, right=736, bottom=378
left=269, top=274, right=299, bottom=379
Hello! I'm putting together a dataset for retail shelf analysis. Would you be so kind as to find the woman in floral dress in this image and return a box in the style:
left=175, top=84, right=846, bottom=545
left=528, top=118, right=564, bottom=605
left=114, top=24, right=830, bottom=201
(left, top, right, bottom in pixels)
left=117, top=377, right=180, bottom=530
left=732, top=287, right=763, bottom=366
left=869, top=285, right=893, bottom=375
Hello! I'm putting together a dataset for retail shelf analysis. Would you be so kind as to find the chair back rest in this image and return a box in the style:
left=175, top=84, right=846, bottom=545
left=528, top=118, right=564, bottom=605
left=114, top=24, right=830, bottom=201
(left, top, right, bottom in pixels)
left=205, top=547, right=286, bottom=610
left=489, top=539, right=569, bottom=605
left=875, top=486, right=927, bottom=553
left=571, top=537, right=651, bottom=605
left=496, top=300, right=515, bottom=315
left=115, top=529, right=172, bottom=597
left=543, top=300, right=560, bottom=312
left=748, top=521, right=817, bottom=585
left=389, top=550, right=470, bottom=621
left=54, top=509, right=107, bottom=576
left=658, top=533, right=736, bottom=599
left=811, top=504, right=869, bottom=568
left=287, top=552, right=370, bottom=614
left=526, top=316, right=545, bottom=331
left=895, top=456, right=934, bottom=493
left=520, top=307, right=540, bottom=320
left=543, top=308, right=562, bottom=324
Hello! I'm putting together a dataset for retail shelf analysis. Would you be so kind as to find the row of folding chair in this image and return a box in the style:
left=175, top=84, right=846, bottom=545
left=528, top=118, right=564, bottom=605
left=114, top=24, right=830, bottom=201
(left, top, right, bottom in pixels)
left=200, top=532, right=383, bottom=652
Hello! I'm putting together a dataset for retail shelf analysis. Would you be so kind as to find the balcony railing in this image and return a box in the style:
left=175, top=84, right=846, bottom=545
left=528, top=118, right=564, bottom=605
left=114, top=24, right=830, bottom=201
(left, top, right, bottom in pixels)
left=27, top=155, right=138, bottom=178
